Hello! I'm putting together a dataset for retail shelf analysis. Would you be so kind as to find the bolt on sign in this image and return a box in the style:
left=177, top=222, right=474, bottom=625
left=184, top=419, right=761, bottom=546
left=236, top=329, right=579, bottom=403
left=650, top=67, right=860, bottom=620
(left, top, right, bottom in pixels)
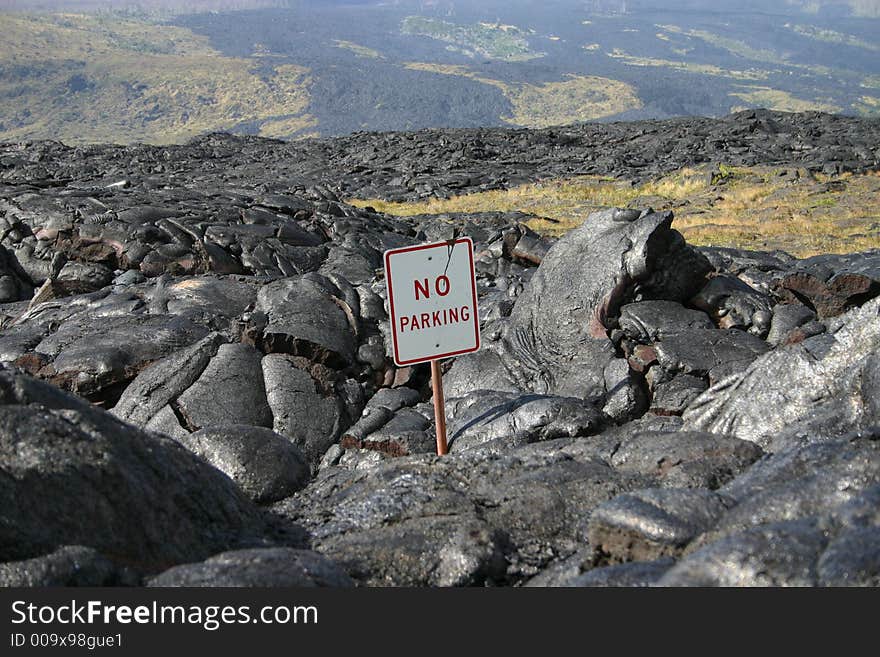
left=383, top=237, right=481, bottom=367
left=383, top=237, right=481, bottom=456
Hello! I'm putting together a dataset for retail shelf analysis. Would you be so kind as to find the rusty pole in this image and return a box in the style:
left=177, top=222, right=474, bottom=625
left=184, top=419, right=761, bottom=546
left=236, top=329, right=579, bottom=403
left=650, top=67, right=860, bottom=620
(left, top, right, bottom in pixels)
left=431, top=359, right=448, bottom=455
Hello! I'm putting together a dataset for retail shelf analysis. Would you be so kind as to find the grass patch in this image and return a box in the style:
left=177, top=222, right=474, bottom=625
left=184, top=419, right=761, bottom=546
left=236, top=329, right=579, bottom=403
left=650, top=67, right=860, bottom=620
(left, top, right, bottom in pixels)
left=504, top=75, right=642, bottom=127
left=607, top=48, right=769, bottom=81
left=349, top=169, right=706, bottom=229
left=401, top=16, right=542, bottom=61
left=853, top=95, right=880, bottom=116
left=657, top=22, right=854, bottom=81
left=729, top=85, right=841, bottom=114
left=349, top=165, right=880, bottom=257
left=258, top=114, right=320, bottom=139
left=333, top=40, right=383, bottom=59
left=404, top=63, right=641, bottom=127
left=658, top=24, right=782, bottom=64
left=785, top=23, right=879, bottom=51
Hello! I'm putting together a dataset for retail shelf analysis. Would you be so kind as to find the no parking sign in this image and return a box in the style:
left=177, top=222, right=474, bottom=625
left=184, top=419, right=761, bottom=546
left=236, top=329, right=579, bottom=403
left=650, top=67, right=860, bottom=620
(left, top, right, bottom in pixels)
left=384, top=237, right=481, bottom=367
left=383, top=236, right=481, bottom=455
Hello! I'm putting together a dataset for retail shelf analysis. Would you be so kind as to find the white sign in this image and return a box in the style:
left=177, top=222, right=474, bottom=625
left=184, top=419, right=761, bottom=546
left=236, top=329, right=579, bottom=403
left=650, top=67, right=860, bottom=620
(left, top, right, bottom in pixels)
left=384, top=237, right=481, bottom=366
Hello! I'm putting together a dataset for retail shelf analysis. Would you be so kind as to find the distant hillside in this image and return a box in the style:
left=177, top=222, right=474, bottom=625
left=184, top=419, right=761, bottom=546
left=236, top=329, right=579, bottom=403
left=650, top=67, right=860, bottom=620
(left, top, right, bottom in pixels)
left=0, top=1, right=878, bottom=144
left=0, top=12, right=315, bottom=144
left=0, top=1, right=287, bottom=12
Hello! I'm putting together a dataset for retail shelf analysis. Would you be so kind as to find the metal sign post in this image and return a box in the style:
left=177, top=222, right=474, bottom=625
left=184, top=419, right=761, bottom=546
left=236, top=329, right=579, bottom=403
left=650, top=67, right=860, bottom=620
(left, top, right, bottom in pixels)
left=384, top=237, right=480, bottom=456
left=430, top=360, right=448, bottom=455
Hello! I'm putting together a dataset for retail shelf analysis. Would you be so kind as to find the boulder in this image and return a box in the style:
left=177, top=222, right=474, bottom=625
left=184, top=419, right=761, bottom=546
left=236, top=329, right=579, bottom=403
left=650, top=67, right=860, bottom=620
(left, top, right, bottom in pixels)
left=0, top=546, right=138, bottom=587
left=179, top=425, right=311, bottom=504
left=175, top=343, right=272, bottom=430
left=0, top=244, right=34, bottom=303
left=683, top=298, right=880, bottom=447
left=0, top=367, right=274, bottom=573
left=256, top=273, right=359, bottom=366
left=148, top=548, right=353, bottom=587
left=653, top=328, right=769, bottom=380
left=111, top=332, right=225, bottom=427
left=610, top=430, right=764, bottom=489
left=657, top=520, right=827, bottom=586
left=262, top=354, right=355, bottom=466
left=649, top=374, right=708, bottom=416
left=587, top=488, right=729, bottom=563
left=446, top=209, right=711, bottom=400
left=618, top=300, right=713, bottom=342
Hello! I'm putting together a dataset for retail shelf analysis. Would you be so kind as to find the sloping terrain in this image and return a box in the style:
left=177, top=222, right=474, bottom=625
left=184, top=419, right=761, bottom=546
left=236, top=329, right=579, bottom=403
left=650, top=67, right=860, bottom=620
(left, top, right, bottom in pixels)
left=0, top=12, right=315, bottom=144
left=1, top=1, right=879, bottom=143
left=1, top=111, right=880, bottom=586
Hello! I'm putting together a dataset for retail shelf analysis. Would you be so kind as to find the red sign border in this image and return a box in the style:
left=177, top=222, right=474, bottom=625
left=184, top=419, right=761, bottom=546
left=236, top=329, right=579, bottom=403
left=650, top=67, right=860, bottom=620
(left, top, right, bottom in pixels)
left=384, top=237, right=481, bottom=367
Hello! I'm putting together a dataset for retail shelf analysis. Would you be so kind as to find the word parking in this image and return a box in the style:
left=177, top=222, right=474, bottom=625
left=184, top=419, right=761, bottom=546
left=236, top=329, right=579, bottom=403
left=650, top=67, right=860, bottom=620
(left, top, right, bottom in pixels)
left=383, top=237, right=481, bottom=366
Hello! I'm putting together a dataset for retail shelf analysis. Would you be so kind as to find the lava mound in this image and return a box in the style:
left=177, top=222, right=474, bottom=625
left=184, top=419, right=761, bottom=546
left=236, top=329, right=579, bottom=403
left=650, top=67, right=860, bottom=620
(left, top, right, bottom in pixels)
left=1, top=115, right=880, bottom=586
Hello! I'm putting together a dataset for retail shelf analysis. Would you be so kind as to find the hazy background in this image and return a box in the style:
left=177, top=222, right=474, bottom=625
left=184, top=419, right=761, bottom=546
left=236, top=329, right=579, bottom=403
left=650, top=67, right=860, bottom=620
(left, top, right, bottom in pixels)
left=1, top=0, right=878, bottom=144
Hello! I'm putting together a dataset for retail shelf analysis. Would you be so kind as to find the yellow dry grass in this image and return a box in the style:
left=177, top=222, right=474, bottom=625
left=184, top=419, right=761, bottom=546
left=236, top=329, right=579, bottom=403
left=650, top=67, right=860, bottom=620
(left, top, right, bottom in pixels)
left=403, top=63, right=641, bottom=127
left=854, top=95, right=880, bottom=116
left=349, top=165, right=880, bottom=257
left=728, top=86, right=841, bottom=114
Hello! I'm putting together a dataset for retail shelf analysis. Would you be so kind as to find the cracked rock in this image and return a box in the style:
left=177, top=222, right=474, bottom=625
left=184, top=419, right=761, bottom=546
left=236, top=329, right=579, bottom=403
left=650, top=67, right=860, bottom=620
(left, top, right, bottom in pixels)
left=179, top=425, right=311, bottom=504
left=587, top=488, right=729, bottom=563
left=649, top=373, right=708, bottom=416
left=255, top=273, right=359, bottom=367
left=569, top=558, right=675, bottom=587
left=176, top=342, right=272, bottom=431
left=618, top=300, right=713, bottom=342
left=654, top=328, right=770, bottom=381
left=683, top=298, right=880, bottom=448
left=658, top=519, right=827, bottom=587
left=148, top=548, right=353, bottom=587
left=262, top=354, right=354, bottom=467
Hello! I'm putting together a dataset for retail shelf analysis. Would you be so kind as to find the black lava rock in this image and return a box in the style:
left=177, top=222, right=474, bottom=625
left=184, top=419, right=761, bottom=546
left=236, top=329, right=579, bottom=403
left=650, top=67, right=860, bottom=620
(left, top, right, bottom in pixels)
left=2, top=113, right=880, bottom=587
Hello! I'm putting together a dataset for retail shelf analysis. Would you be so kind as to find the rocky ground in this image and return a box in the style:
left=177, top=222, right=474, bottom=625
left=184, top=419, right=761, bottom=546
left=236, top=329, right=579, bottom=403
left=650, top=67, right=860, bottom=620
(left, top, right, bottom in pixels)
left=1, top=110, right=879, bottom=587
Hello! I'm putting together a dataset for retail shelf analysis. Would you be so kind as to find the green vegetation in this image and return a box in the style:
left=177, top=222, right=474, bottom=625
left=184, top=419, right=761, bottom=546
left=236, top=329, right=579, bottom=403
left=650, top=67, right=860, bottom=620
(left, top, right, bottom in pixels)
left=0, top=12, right=316, bottom=144
left=607, top=48, right=769, bottom=81
left=658, top=24, right=783, bottom=65
left=785, top=23, right=879, bottom=51
left=333, top=40, right=383, bottom=59
left=401, top=16, right=542, bottom=61
left=657, top=22, right=858, bottom=82
left=349, top=166, right=880, bottom=258
left=404, top=63, right=641, bottom=127
left=0, top=7, right=873, bottom=146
